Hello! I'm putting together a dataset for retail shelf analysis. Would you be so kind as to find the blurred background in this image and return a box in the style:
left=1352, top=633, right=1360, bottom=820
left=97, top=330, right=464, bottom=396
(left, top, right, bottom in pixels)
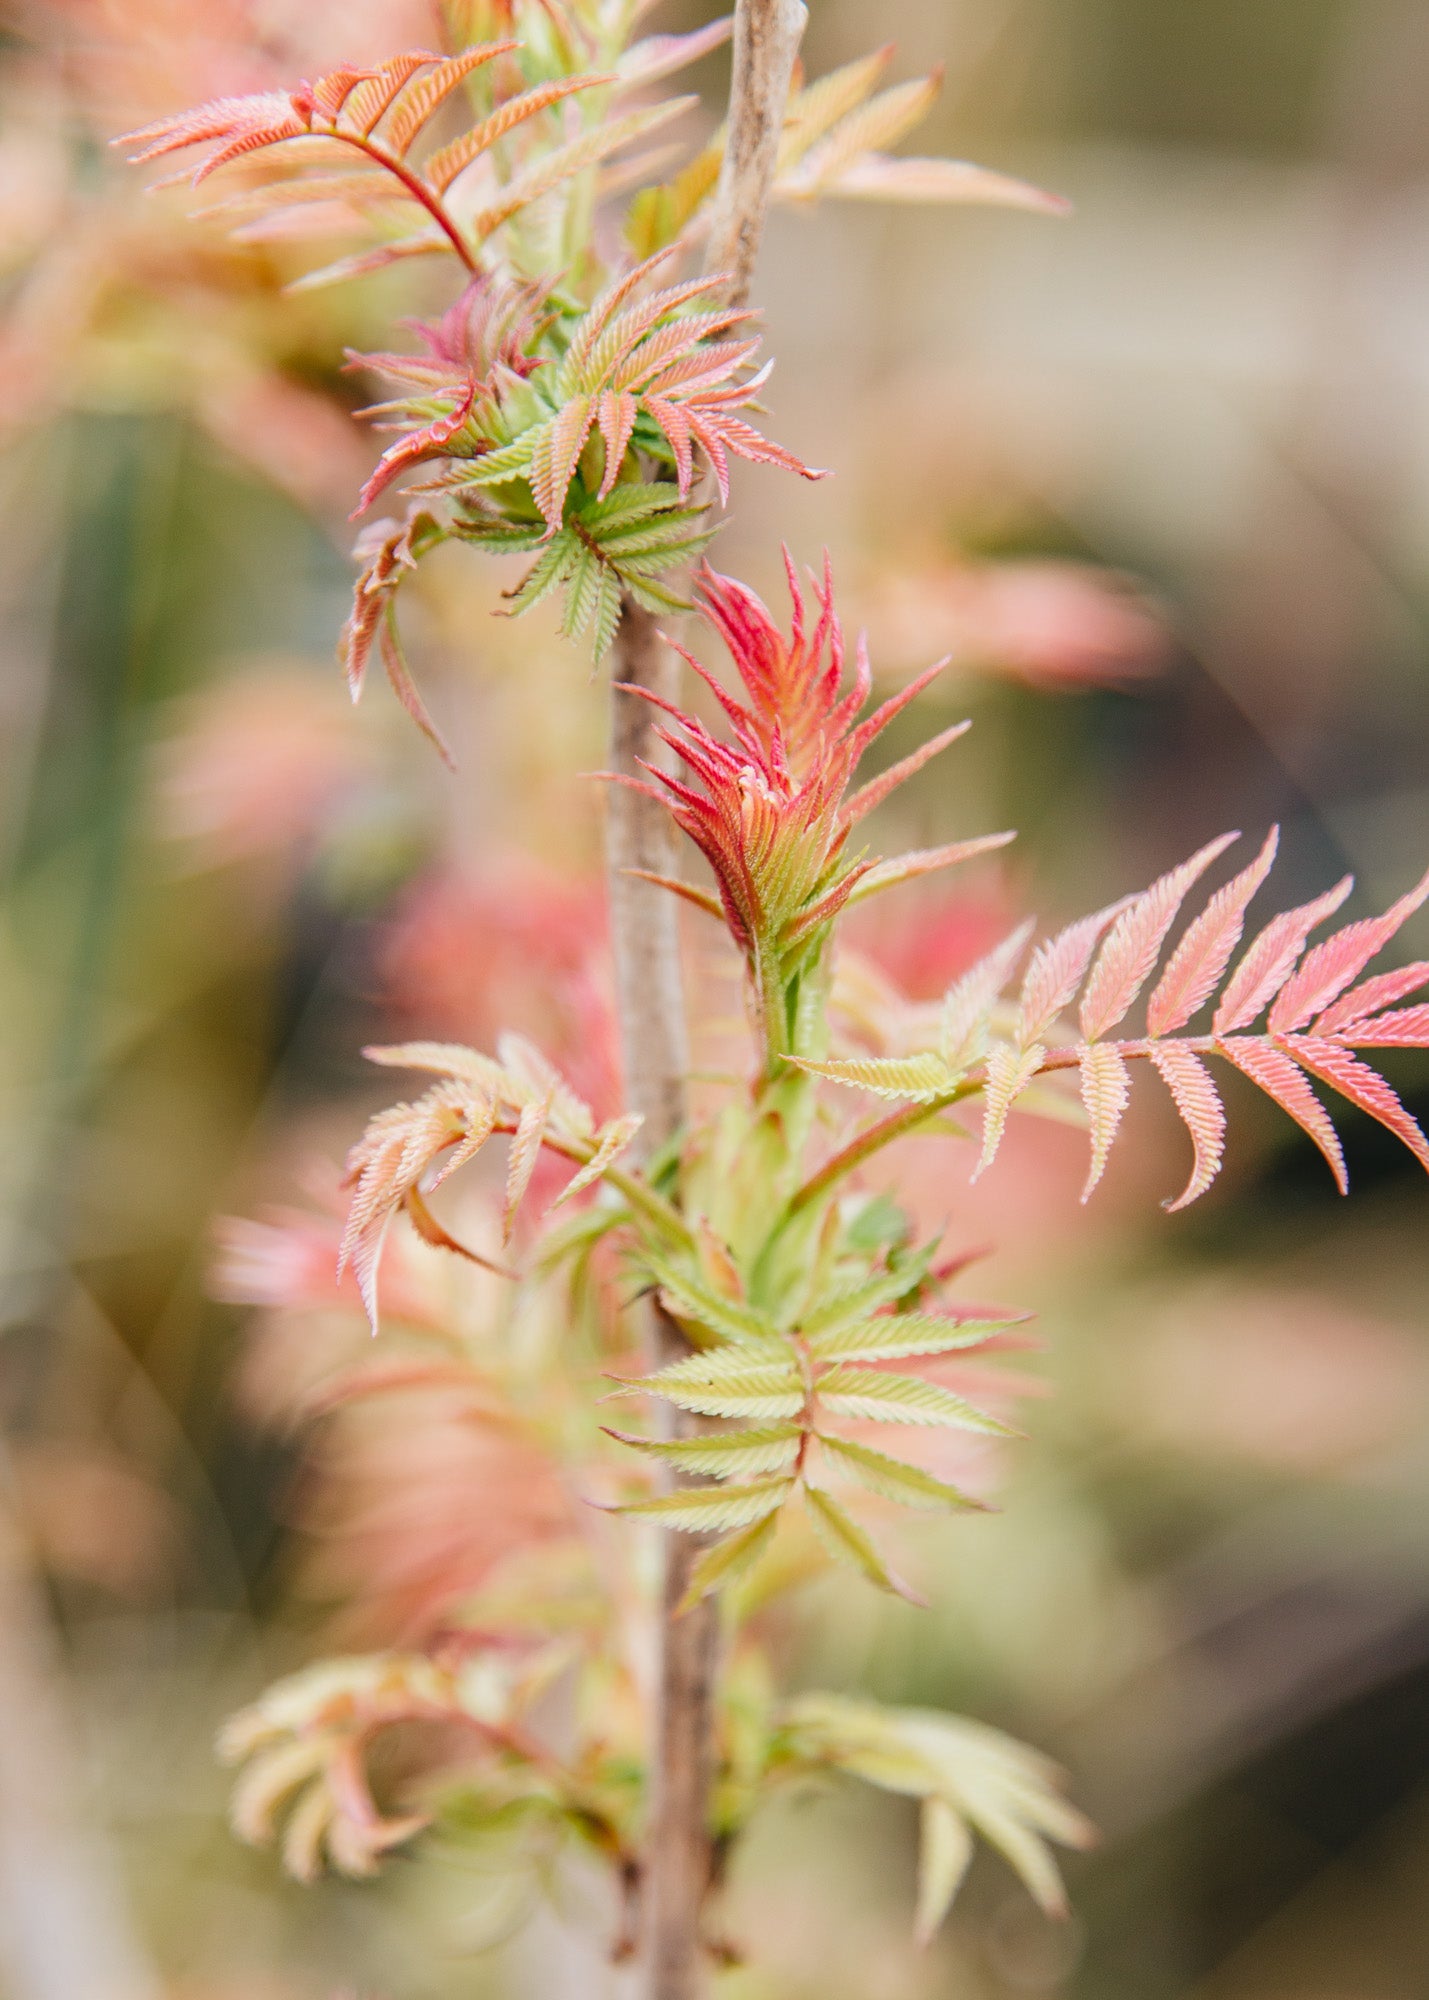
left=2, top=0, right=1429, bottom=1994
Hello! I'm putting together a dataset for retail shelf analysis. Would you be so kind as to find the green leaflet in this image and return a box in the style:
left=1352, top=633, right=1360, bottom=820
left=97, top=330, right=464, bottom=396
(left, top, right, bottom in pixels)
left=615, top=1477, right=791, bottom=1534
left=676, top=1511, right=778, bottom=1612
left=798, top=1244, right=937, bottom=1336
left=641, top=1252, right=777, bottom=1349
left=804, top=1487, right=925, bottom=1604
left=806, top=1311, right=1014, bottom=1363
left=817, top=1434, right=984, bottom=1511
left=468, top=485, right=715, bottom=659
left=605, top=1424, right=802, bottom=1479
left=614, top=1347, right=802, bottom=1420
left=816, top=1366, right=1015, bottom=1433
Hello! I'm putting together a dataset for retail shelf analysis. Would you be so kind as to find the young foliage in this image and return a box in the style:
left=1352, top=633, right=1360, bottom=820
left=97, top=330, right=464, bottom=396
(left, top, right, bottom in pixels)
left=623, top=552, right=996, bottom=1062
left=775, top=1695, right=1094, bottom=1939
left=802, top=828, right=1429, bottom=1209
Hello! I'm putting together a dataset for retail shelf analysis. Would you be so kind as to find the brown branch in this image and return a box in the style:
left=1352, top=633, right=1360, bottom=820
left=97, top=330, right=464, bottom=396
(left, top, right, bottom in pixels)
left=605, top=8, right=807, bottom=1995
left=705, top=0, right=809, bottom=309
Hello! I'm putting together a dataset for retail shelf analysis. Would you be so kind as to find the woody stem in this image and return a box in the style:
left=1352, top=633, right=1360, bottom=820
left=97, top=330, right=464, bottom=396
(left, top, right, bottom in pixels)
left=605, top=6, right=807, bottom=1996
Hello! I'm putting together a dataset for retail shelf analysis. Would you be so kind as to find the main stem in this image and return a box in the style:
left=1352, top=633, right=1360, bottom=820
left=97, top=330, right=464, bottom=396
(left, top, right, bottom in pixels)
left=605, top=6, right=806, bottom=1995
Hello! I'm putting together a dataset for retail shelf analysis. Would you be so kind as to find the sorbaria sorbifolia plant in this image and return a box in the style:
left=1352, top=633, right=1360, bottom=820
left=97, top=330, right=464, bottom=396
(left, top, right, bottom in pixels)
left=124, top=3, right=1429, bottom=1987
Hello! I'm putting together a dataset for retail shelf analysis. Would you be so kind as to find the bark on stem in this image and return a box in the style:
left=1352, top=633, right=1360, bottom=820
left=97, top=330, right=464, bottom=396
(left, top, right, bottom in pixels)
left=606, top=8, right=806, bottom=1995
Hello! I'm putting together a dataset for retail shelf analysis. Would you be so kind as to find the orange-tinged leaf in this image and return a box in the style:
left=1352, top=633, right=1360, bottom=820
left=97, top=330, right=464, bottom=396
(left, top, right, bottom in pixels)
left=345, top=54, right=438, bottom=136
left=1284, top=1038, right=1429, bottom=1175
left=1148, top=1044, right=1226, bottom=1209
left=794, top=74, right=944, bottom=190
left=1213, top=876, right=1354, bottom=1033
left=1268, top=865, right=1429, bottom=1034
left=383, top=48, right=511, bottom=160
left=1216, top=1037, right=1347, bottom=1193
left=1079, top=833, right=1239, bottom=1042
left=780, top=48, right=897, bottom=170
left=1147, top=826, right=1279, bottom=1037
left=1077, top=1042, right=1130, bottom=1200
left=424, top=73, right=609, bottom=192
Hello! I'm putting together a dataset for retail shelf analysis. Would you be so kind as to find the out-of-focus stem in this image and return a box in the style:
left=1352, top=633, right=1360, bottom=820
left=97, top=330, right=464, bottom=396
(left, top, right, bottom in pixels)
left=0, top=1448, right=162, bottom=2000
left=606, top=9, right=806, bottom=1994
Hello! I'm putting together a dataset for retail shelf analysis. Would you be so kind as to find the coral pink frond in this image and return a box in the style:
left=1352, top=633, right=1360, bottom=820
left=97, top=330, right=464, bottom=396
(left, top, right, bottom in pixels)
left=1149, top=1044, right=1226, bottom=1210
left=1079, top=833, right=1239, bottom=1043
left=1078, top=1042, right=1130, bottom=1201
left=1147, top=826, right=1279, bottom=1037
left=1268, top=865, right=1429, bottom=1034
left=1284, top=1038, right=1429, bottom=1175
left=1312, top=962, right=1429, bottom=1035
left=1342, top=1005, right=1429, bottom=1046
left=1215, top=1038, right=1348, bottom=1193
left=1213, top=876, right=1354, bottom=1033
left=1017, top=899, right=1129, bottom=1048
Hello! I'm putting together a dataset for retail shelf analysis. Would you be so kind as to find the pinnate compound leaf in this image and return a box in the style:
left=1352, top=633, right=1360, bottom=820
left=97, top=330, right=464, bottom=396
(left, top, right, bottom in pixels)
left=1268, top=865, right=1429, bottom=1034
left=1148, top=1044, right=1226, bottom=1210
left=1284, top=1038, right=1429, bottom=1174
left=816, top=1367, right=1014, bottom=1434
left=818, top=1434, right=984, bottom=1512
left=614, top=1477, right=791, bottom=1534
left=1216, top=1037, right=1347, bottom=1192
left=1078, top=1042, right=1131, bottom=1200
left=1146, top=826, right=1279, bottom=1036
left=795, top=1053, right=953, bottom=1100
left=805, top=1487, right=927, bottom=1604
left=677, top=1511, right=777, bottom=1612
left=1079, top=833, right=1239, bottom=1041
left=1213, top=876, right=1355, bottom=1033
